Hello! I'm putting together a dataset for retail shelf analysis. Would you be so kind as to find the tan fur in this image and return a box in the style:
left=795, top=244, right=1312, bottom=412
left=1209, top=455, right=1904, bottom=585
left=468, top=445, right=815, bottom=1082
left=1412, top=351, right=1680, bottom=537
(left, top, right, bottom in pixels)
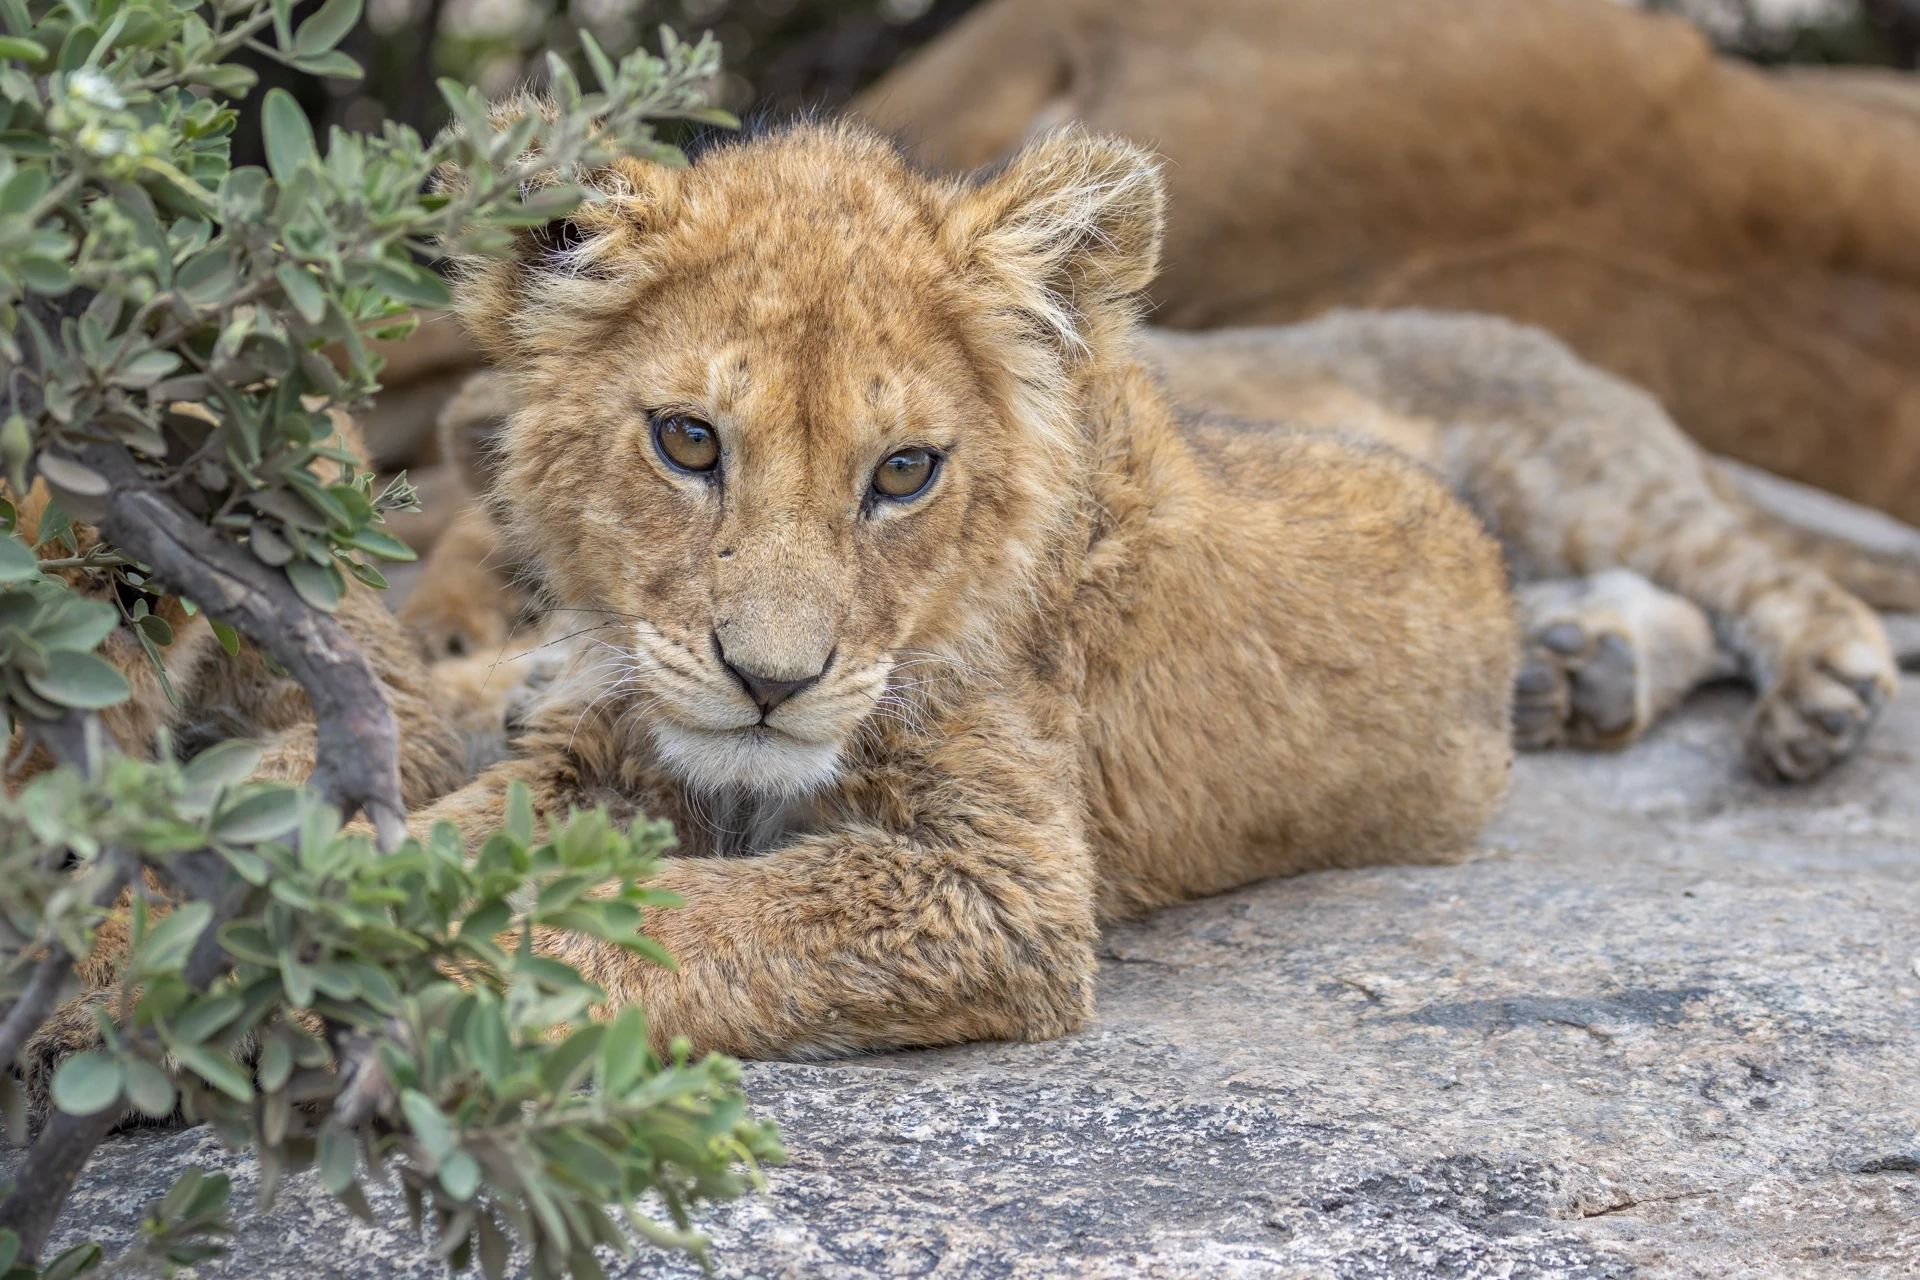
left=1703, top=461, right=1920, bottom=615
left=416, top=302, right=1909, bottom=782
left=399, top=373, right=535, bottom=665
left=393, top=375, right=554, bottom=764
left=396, top=121, right=1517, bottom=1061
left=852, top=0, right=1920, bottom=525
left=401, top=503, right=524, bottom=663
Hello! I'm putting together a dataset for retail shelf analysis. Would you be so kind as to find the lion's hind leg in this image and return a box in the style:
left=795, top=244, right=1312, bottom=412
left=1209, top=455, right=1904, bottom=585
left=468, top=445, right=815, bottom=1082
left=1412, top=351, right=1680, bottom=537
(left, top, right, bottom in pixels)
left=1512, top=570, right=1724, bottom=751
left=1330, top=311, right=1899, bottom=781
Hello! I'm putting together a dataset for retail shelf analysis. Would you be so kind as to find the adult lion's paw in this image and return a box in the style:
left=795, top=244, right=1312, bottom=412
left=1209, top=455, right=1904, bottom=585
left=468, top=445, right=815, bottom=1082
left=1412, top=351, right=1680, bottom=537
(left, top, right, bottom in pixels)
left=1747, top=629, right=1896, bottom=782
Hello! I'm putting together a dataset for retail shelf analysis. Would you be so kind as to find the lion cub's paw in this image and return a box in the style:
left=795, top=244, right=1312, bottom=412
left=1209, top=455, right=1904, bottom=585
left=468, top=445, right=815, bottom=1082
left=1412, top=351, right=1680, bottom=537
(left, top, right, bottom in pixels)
left=1513, top=571, right=1718, bottom=751
left=1747, top=619, right=1896, bottom=783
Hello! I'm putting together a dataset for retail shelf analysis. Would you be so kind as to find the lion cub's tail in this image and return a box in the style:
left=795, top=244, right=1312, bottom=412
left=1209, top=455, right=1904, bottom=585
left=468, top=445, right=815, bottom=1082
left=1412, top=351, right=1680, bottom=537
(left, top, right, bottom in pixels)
left=1709, top=457, right=1920, bottom=618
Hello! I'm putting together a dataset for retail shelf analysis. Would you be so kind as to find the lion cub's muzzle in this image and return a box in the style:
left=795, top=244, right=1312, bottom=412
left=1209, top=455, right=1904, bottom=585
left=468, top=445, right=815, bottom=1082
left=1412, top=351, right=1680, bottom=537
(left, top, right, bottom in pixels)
left=632, top=622, right=894, bottom=797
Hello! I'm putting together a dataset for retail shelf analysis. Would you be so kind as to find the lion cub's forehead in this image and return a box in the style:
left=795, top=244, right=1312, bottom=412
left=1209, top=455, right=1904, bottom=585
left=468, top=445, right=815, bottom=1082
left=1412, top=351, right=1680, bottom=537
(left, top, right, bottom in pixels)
left=545, top=129, right=992, bottom=445
left=657, top=134, right=955, bottom=302
left=617, top=139, right=981, bottom=430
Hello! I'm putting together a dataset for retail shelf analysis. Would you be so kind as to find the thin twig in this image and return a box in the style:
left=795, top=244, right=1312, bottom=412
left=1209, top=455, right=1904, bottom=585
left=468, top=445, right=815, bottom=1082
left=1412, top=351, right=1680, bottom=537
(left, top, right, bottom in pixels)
left=32, top=551, right=133, bottom=571
left=0, top=855, right=135, bottom=1075
left=0, top=846, right=252, bottom=1263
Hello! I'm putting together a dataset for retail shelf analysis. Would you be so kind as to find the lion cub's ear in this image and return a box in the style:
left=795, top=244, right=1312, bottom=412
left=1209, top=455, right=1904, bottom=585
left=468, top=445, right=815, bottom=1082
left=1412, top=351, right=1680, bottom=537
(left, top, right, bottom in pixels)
left=942, top=127, right=1165, bottom=362
left=435, top=97, right=683, bottom=359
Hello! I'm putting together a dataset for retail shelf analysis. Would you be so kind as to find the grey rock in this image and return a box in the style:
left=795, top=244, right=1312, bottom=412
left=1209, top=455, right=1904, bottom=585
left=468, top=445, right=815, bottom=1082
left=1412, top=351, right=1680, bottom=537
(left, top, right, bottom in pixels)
left=14, top=676, right=1920, bottom=1278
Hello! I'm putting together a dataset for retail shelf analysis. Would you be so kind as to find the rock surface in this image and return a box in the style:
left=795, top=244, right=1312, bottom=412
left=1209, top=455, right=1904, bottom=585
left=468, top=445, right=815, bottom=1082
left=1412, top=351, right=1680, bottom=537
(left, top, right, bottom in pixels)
left=16, top=663, right=1920, bottom=1278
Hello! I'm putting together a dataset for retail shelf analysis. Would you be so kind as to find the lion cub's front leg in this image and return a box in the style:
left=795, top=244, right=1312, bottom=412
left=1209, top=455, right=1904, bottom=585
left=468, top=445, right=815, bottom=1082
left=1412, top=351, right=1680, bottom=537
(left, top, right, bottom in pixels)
left=410, top=714, right=1101, bottom=1058
left=1730, top=575, right=1894, bottom=782
left=567, top=823, right=1098, bottom=1057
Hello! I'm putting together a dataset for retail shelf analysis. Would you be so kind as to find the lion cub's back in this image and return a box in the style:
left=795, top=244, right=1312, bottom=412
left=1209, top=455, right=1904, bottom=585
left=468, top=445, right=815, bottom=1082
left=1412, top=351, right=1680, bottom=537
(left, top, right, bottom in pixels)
left=1083, top=420, right=1515, bottom=918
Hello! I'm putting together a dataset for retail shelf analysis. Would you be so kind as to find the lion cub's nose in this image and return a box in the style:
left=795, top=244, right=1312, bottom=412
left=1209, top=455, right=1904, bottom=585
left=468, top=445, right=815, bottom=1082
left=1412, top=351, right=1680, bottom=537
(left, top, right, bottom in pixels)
left=723, top=658, right=823, bottom=714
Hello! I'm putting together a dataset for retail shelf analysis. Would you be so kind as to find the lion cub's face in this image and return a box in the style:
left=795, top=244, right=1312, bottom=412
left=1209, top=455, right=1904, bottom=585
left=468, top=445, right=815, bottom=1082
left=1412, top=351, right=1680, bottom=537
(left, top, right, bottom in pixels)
left=457, top=122, right=1161, bottom=796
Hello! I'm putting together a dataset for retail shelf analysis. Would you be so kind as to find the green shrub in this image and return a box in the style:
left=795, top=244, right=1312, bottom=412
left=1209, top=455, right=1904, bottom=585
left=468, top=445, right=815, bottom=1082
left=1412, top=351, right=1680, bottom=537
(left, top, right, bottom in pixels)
left=0, top=1, right=779, bottom=1274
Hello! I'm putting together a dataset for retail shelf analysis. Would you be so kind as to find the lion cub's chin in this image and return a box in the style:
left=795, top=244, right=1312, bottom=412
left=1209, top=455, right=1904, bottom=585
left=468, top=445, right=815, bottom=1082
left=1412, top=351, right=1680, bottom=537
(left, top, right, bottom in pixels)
left=648, top=720, right=844, bottom=798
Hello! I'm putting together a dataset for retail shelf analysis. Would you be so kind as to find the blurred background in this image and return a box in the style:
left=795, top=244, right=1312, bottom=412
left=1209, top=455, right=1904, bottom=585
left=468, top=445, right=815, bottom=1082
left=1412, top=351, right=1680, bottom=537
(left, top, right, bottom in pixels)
left=1651, top=0, right=1920, bottom=62
left=238, top=0, right=984, bottom=164
left=240, top=0, right=1920, bottom=164
left=315, top=0, right=1920, bottom=554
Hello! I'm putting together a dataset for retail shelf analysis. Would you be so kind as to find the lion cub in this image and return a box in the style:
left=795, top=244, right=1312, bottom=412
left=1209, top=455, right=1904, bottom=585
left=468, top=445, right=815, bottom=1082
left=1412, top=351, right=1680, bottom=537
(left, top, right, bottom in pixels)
left=406, top=117, right=1911, bottom=1061
left=1140, top=316, right=1903, bottom=782
left=404, top=120, right=1516, bottom=1059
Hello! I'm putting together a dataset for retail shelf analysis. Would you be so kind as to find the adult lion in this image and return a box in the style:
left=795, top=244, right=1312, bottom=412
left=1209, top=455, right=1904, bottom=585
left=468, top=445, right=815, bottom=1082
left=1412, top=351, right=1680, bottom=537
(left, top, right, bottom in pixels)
left=851, top=0, right=1920, bottom=524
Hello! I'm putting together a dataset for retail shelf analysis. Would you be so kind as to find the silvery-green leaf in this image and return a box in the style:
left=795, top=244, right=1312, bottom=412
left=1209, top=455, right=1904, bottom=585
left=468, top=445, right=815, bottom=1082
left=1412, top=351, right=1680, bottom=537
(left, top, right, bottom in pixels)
left=285, top=557, right=342, bottom=612
left=182, top=737, right=262, bottom=790
left=318, top=1123, right=357, bottom=1193
left=37, top=1242, right=103, bottom=1280
left=292, top=0, right=359, bottom=56
left=109, top=349, right=182, bottom=389
left=293, top=49, right=360, bottom=79
left=23, top=649, right=130, bottom=708
left=31, top=596, right=117, bottom=652
left=123, top=1056, right=177, bottom=1118
left=138, top=901, right=212, bottom=973
left=0, top=535, right=34, bottom=581
left=439, top=1150, right=480, bottom=1202
left=0, top=159, right=45, bottom=213
left=400, top=1088, right=456, bottom=1165
left=261, top=88, right=316, bottom=184
left=50, top=1052, right=123, bottom=1116
left=163, top=1037, right=252, bottom=1101
left=33, top=455, right=108, bottom=518
left=211, top=787, right=303, bottom=843
left=275, top=262, right=326, bottom=324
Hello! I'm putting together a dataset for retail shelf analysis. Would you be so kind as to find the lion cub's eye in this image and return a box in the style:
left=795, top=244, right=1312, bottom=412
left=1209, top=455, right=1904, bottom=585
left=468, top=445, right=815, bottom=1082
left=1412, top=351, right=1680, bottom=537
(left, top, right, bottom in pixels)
left=871, top=447, right=940, bottom=501
left=653, top=413, right=720, bottom=474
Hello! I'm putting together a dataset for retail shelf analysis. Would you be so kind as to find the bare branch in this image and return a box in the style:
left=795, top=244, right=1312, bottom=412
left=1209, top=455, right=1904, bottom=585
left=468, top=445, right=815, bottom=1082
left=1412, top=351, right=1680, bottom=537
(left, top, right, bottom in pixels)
left=65, top=442, right=408, bottom=849
left=0, top=1106, right=122, bottom=1262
